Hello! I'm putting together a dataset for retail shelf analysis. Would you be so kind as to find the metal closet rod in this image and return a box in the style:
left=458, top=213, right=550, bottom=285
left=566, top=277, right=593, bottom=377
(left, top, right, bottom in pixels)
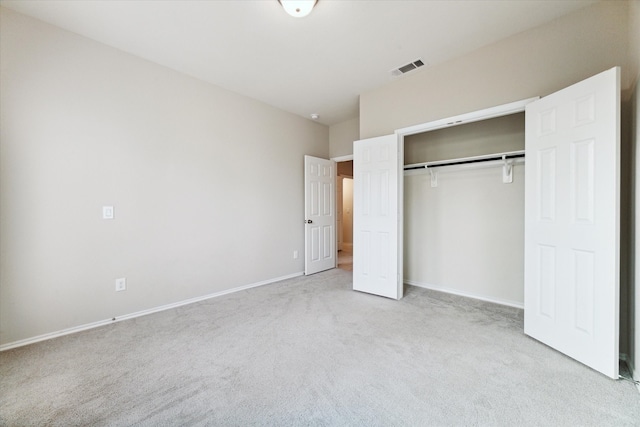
left=404, top=150, right=525, bottom=171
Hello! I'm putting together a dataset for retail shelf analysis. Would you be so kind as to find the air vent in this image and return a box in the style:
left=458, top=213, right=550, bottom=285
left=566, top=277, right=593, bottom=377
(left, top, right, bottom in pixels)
left=390, top=59, right=425, bottom=77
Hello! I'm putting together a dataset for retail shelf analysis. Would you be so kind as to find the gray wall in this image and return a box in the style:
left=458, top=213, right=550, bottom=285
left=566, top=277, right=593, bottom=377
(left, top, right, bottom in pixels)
left=0, top=8, right=328, bottom=347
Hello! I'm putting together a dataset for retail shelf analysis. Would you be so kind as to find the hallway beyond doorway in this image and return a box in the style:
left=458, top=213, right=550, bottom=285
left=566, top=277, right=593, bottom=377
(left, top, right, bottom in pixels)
left=337, top=245, right=352, bottom=271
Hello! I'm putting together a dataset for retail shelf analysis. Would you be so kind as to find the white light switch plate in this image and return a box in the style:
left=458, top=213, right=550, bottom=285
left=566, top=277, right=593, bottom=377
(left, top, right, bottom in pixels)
left=103, top=206, right=114, bottom=219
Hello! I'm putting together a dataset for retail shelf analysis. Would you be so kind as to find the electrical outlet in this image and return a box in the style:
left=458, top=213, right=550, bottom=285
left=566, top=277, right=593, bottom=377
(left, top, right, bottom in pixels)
left=293, top=250, right=299, bottom=259
left=115, top=277, right=126, bottom=292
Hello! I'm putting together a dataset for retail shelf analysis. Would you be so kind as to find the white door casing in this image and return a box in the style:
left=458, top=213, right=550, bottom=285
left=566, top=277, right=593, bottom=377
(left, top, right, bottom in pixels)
left=524, top=67, right=620, bottom=379
left=353, top=134, right=403, bottom=299
left=337, top=176, right=343, bottom=251
left=304, top=155, right=336, bottom=275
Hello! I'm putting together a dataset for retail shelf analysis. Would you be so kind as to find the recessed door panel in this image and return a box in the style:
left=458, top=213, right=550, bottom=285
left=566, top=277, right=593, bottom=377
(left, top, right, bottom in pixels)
left=571, top=139, right=595, bottom=224
left=573, top=249, right=595, bottom=335
left=537, top=244, right=556, bottom=319
left=538, top=148, right=557, bottom=222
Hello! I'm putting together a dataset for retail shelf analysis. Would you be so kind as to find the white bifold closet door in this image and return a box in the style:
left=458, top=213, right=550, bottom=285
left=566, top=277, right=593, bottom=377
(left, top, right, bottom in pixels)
left=353, top=134, right=403, bottom=299
left=524, top=67, right=620, bottom=379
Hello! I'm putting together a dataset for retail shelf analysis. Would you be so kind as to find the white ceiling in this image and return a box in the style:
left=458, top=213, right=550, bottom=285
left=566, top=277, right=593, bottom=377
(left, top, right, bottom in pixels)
left=1, top=0, right=598, bottom=126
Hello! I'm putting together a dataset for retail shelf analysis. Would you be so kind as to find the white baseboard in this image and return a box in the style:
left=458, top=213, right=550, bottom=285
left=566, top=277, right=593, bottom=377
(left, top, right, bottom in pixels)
left=627, top=358, right=640, bottom=393
left=0, top=271, right=304, bottom=352
left=405, top=280, right=524, bottom=309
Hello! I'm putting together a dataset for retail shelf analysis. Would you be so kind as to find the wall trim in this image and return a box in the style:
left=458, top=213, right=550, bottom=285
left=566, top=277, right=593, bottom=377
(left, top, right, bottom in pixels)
left=0, top=271, right=304, bottom=352
left=621, top=355, right=640, bottom=393
left=395, top=97, right=538, bottom=138
left=629, top=357, right=639, bottom=383
left=405, top=280, right=524, bottom=309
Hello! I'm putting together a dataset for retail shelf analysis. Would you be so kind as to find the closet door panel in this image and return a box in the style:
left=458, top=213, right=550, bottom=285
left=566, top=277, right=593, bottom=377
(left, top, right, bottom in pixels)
left=524, top=67, right=620, bottom=379
left=353, top=134, right=402, bottom=300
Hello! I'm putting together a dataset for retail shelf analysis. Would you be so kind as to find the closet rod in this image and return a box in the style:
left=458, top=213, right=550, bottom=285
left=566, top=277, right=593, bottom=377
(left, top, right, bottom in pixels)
left=404, top=150, right=525, bottom=171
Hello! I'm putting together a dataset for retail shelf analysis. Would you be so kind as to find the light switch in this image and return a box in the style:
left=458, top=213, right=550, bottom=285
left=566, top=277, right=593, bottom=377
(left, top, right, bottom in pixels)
left=102, top=206, right=114, bottom=219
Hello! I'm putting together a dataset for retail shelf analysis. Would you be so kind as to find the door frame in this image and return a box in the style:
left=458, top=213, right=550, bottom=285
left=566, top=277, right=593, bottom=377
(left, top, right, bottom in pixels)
left=395, top=98, right=538, bottom=138
left=393, top=97, right=539, bottom=297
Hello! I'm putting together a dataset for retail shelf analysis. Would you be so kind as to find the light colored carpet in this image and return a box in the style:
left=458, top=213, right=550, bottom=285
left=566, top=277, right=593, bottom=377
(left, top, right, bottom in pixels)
left=1, top=268, right=639, bottom=426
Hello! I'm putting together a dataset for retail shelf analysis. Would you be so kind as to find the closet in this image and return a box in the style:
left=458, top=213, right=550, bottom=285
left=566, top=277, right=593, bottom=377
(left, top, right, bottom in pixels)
left=352, top=67, right=621, bottom=379
left=403, top=113, right=526, bottom=308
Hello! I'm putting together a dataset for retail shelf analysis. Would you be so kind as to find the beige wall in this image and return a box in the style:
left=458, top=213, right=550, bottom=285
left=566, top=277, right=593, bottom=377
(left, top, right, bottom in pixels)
left=631, top=1, right=640, bottom=82
left=0, top=8, right=328, bottom=346
left=337, top=161, right=353, bottom=177
left=404, top=113, right=525, bottom=164
left=342, top=178, right=353, bottom=245
left=360, top=1, right=630, bottom=139
left=329, top=117, right=359, bottom=159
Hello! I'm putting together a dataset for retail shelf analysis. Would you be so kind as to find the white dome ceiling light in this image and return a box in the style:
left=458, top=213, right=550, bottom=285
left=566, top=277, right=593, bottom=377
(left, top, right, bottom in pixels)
left=279, top=0, right=317, bottom=18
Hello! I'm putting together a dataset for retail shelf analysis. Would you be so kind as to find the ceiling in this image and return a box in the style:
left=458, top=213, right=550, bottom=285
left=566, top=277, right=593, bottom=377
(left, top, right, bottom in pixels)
left=1, top=0, right=598, bottom=126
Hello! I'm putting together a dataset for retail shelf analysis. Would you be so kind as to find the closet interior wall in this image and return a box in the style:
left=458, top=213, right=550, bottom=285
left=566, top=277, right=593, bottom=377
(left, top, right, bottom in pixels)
left=403, top=113, right=526, bottom=307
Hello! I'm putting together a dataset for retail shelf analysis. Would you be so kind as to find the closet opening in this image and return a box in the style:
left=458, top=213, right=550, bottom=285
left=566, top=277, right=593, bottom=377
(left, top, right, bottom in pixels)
left=402, top=111, right=527, bottom=308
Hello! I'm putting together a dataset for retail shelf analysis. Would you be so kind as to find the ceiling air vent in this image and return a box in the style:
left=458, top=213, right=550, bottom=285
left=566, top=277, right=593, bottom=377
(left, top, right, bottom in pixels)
left=390, top=59, right=425, bottom=77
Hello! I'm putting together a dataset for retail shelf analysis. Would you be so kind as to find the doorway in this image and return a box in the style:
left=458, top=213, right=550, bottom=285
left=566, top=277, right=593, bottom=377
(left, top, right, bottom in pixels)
left=336, top=160, right=353, bottom=271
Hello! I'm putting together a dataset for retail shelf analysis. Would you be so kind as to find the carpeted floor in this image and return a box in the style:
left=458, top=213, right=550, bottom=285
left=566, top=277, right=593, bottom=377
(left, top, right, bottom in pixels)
left=1, top=268, right=639, bottom=426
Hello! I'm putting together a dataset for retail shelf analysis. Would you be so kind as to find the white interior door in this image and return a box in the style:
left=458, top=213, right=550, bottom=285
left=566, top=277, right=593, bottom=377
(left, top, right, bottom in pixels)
left=524, top=67, right=620, bottom=379
left=304, top=155, right=336, bottom=275
left=353, top=134, right=403, bottom=299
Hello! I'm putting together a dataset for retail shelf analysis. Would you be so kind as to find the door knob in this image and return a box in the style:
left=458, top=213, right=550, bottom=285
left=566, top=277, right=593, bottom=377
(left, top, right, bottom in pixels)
left=305, top=220, right=313, bottom=224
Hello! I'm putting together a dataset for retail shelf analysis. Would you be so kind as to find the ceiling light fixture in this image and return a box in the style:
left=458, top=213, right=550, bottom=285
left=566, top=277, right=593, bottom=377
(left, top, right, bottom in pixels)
left=310, top=113, right=320, bottom=120
left=279, top=0, right=317, bottom=18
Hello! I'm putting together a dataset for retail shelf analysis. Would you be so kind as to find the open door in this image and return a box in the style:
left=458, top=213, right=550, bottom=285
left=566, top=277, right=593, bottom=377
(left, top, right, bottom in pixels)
left=524, top=67, right=620, bottom=378
left=353, top=134, right=403, bottom=299
left=304, top=155, right=336, bottom=275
